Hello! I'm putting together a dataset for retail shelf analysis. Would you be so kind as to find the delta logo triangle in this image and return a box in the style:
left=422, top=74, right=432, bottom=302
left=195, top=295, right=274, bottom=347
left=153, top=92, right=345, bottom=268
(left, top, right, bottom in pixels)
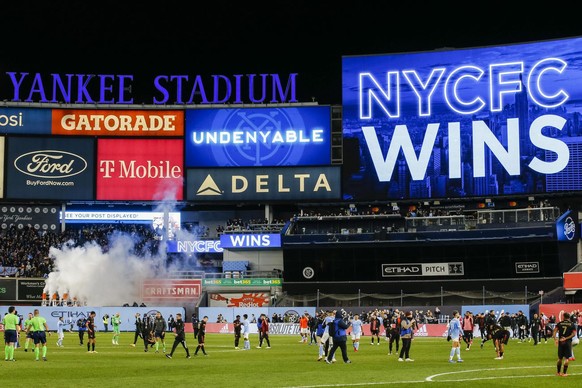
left=196, top=174, right=222, bottom=196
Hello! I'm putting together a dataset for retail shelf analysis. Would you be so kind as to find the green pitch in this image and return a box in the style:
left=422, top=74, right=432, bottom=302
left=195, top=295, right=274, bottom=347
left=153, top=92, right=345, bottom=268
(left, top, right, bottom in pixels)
left=4, top=333, right=580, bottom=387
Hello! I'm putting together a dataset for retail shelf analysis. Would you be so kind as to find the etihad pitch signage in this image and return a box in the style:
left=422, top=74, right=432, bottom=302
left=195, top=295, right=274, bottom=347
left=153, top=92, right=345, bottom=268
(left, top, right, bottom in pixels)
left=185, top=106, right=331, bottom=167
left=51, top=109, right=184, bottom=136
left=219, top=233, right=281, bottom=249
left=186, top=166, right=341, bottom=201
left=343, top=36, right=582, bottom=200
left=381, top=262, right=464, bottom=277
left=96, top=138, right=183, bottom=201
left=6, top=137, right=95, bottom=200
left=0, top=108, right=51, bottom=134
left=142, top=279, right=201, bottom=301
left=166, top=239, right=223, bottom=253
left=515, top=261, right=540, bottom=274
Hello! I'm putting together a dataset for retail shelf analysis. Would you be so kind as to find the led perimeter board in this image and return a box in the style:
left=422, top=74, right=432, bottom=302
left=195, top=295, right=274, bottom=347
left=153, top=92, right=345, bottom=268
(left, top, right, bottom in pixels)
left=185, top=106, right=331, bottom=167
left=342, top=36, right=582, bottom=200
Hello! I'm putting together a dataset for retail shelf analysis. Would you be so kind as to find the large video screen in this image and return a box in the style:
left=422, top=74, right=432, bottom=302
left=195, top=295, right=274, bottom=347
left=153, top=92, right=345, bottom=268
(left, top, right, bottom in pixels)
left=185, top=106, right=331, bottom=167
left=342, top=36, right=582, bottom=200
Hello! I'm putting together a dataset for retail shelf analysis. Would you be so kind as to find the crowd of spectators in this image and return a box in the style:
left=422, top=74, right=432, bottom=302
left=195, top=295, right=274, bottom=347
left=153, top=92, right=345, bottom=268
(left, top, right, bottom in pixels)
left=0, top=224, right=161, bottom=278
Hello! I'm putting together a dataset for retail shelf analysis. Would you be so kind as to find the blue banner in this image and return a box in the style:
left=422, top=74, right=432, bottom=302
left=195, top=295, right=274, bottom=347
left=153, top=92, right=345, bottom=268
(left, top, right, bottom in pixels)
left=0, top=306, right=184, bottom=332
left=185, top=106, right=331, bottom=167
left=343, top=36, right=582, bottom=200
left=0, top=108, right=51, bottom=134
left=219, top=233, right=281, bottom=249
left=462, top=304, right=530, bottom=320
left=166, top=239, right=223, bottom=253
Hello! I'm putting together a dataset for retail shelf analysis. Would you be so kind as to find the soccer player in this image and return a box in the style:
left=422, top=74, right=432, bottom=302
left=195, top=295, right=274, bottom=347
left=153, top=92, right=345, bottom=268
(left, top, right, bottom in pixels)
left=489, top=322, right=510, bottom=359
left=153, top=312, right=166, bottom=353
left=233, top=314, right=242, bottom=349
left=56, top=317, right=66, bottom=347
left=257, top=314, right=271, bottom=349
left=388, top=311, right=401, bottom=356
left=2, top=306, right=21, bottom=361
left=166, top=313, right=190, bottom=359
left=194, top=316, right=208, bottom=355
left=320, top=311, right=336, bottom=362
left=553, top=311, right=577, bottom=376
left=28, top=308, right=50, bottom=361
left=461, top=311, right=474, bottom=350
left=86, top=311, right=97, bottom=353
left=111, top=312, right=121, bottom=345
left=325, top=310, right=351, bottom=364
left=130, top=313, right=142, bottom=347
left=256, top=313, right=264, bottom=348
left=350, top=314, right=363, bottom=352
left=242, top=314, right=251, bottom=350
left=299, top=313, right=309, bottom=343
left=369, top=314, right=381, bottom=345
left=23, top=312, right=34, bottom=352
left=191, top=314, right=200, bottom=339
left=447, top=310, right=463, bottom=363
left=141, top=313, right=153, bottom=352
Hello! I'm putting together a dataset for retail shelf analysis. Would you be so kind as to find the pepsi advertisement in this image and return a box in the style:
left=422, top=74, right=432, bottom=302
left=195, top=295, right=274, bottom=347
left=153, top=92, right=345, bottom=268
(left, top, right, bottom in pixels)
left=342, top=36, right=582, bottom=200
left=185, top=106, right=331, bottom=167
left=0, top=107, right=52, bottom=134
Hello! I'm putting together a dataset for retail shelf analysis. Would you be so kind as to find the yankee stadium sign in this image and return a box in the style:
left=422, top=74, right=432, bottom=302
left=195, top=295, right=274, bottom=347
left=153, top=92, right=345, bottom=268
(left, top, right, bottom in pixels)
left=342, top=36, right=582, bottom=200
left=0, top=72, right=298, bottom=105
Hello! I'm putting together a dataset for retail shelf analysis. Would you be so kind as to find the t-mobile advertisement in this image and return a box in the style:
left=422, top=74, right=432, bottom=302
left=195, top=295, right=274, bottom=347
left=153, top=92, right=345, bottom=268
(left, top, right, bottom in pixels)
left=96, top=138, right=183, bottom=201
left=6, top=136, right=95, bottom=200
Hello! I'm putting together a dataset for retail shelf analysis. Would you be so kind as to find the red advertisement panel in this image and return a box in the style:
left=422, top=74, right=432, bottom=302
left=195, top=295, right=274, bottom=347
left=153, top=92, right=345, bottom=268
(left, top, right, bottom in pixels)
left=142, top=279, right=201, bottom=302
left=52, top=109, right=184, bottom=136
left=97, top=139, right=183, bottom=200
left=539, top=304, right=582, bottom=321
left=563, top=273, right=582, bottom=289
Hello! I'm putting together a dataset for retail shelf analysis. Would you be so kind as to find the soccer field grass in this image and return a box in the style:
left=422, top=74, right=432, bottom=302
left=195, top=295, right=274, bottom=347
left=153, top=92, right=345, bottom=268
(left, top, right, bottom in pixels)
left=4, top=332, right=580, bottom=387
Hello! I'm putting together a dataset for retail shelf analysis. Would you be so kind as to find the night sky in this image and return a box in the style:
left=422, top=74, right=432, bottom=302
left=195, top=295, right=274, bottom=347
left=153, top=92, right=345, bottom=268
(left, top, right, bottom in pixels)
left=2, top=2, right=582, bottom=105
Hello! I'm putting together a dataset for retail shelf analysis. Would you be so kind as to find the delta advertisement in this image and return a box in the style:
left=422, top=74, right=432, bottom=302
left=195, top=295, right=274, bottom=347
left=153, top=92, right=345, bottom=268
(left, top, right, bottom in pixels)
left=5, top=136, right=95, bottom=200
left=185, top=106, right=331, bottom=167
left=96, top=138, right=183, bottom=201
left=342, top=36, right=582, bottom=200
left=186, top=166, right=341, bottom=201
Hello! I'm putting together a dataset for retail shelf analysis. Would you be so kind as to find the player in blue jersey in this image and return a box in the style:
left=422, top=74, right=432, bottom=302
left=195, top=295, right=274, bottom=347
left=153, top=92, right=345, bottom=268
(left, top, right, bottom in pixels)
left=350, top=314, right=363, bottom=352
left=242, top=314, right=251, bottom=350
left=447, top=310, right=463, bottom=363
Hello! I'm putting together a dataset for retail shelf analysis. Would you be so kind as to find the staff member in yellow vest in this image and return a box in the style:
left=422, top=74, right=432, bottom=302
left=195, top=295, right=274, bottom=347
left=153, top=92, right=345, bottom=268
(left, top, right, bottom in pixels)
left=2, top=306, right=21, bottom=361
left=27, top=308, right=51, bottom=361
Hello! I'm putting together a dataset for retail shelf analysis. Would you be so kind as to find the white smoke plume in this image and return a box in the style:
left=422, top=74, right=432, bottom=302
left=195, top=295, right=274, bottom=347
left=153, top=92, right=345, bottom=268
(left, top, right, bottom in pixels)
left=44, top=234, right=166, bottom=306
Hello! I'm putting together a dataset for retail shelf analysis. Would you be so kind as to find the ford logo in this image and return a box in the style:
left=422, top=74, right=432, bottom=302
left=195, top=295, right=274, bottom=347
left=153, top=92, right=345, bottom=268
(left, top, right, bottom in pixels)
left=14, top=150, right=87, bottom=178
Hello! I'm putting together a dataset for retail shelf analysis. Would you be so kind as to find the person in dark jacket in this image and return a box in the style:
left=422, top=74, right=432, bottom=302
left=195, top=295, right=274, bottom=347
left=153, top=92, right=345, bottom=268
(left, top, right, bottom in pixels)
left=166, top=313, right=191, bottom=359
left=325, top=311, right=351, bottom=364
left=130, top=312, right=142, bottom=347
